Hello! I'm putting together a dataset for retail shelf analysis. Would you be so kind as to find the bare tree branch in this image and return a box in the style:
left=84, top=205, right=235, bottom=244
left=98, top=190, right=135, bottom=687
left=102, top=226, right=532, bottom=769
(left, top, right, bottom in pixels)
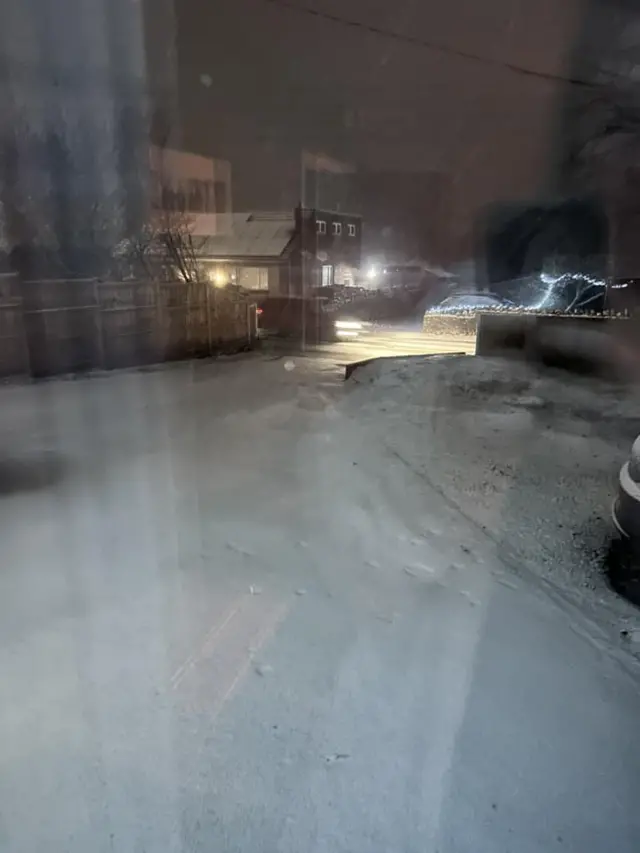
left=120, top=138, right=204, bottom=282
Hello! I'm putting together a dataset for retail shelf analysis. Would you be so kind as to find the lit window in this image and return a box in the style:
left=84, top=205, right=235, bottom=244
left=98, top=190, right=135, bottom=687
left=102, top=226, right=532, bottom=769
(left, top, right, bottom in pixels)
left=348, top=223, right=356, bottom=237
left=316, top=220, right=326, bottom=234
left=332, top=222, right=342, bottom=235
left=237, top=267, right=269, bottom=290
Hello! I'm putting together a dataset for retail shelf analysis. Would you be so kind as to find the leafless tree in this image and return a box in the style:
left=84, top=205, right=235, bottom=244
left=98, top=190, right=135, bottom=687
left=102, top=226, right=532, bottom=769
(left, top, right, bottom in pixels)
left=155, top=210, right=201, bottom=283
left=120, top=131, right=204, bottom=283
left=123, top=209, right=200, bottom=283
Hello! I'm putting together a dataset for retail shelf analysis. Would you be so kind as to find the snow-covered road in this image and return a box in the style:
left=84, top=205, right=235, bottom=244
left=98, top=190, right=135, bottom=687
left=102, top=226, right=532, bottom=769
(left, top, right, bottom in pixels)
left=263, top=327, right=476, bottom=364
left=1, top=353, right=639, bottom=852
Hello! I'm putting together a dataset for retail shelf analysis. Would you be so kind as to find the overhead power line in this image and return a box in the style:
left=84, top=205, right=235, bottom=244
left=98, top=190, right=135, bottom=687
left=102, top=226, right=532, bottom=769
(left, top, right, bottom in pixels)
left=262, top=0, right=596, bottom=90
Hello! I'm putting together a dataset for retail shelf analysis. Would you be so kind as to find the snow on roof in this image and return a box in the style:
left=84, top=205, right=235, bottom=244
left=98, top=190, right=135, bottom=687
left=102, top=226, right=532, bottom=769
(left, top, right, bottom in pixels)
left=194, top=213, right=295, bottom=259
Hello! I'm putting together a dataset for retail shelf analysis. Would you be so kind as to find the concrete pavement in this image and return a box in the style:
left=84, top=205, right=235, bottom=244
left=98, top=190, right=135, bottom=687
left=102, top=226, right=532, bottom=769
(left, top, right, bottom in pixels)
left=0, top=351, right=639, bottom=852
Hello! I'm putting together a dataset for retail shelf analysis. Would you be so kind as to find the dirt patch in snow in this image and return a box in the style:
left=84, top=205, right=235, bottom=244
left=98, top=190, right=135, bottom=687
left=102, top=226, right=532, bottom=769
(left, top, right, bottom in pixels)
left=344, top=355, right=640, bottom=630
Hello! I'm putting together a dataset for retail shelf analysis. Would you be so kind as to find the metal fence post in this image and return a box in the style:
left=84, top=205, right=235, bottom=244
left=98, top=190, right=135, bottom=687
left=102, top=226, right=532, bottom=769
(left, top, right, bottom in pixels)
left=94, top=279, right=105, bottom=369
left=205, top=281, right=213, bottom=355
left=247, top=302, right=256, bottom=345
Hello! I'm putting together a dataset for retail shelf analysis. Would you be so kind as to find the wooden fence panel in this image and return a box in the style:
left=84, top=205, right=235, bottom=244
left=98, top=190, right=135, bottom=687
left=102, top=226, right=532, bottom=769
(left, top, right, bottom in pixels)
left=98, top=281, right=160, bottom=368
left=100, top=306, right=160, bottom=369
left=20, top=279, right=99, bottom=377
left=0, top=278, right=256, bottom=378
left=23, top=308, right=101, bottom=377
left=22, top=278, right=96, bottom=311
left=0, top=274, right=29, bottom=377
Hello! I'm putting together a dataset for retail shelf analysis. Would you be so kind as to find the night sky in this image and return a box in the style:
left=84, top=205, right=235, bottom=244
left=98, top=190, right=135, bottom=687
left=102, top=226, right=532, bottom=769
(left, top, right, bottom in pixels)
left=167, top=0, right=621, bottom=241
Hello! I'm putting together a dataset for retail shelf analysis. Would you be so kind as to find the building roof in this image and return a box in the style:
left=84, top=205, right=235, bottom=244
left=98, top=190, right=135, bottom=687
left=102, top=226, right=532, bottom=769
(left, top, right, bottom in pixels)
left=194, top=213, right=295, bottom=259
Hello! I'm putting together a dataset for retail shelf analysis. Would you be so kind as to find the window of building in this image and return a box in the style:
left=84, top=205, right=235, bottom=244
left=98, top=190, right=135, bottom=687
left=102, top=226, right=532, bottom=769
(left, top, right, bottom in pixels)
left=316, top=220, right=326, bottom=234
left=202, top=181, right=214, bottom=212
left=334, top=263, right=355, bottom=286
left=214, top=180, right=228, bottom=214
left=321, top=265, right=333, bottom=287
left=332, top=222, right=342, bottom=235
left=238, top=267, right=269, bottom=290
left=188, top=179, right=204, bottom=212
left=348, top=223, right=356, bottom=237
left=161, top=185, right=186, bottom=212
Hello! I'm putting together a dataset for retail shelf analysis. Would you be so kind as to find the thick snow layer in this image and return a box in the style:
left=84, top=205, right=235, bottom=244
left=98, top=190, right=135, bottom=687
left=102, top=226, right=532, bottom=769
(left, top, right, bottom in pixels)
left=345, top=355, right=640, bottom=632
left=2, top=353, right=640, bottom=851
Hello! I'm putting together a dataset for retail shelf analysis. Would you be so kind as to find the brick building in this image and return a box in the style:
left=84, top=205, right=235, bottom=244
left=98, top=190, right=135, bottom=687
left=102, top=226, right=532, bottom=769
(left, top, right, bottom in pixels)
left=194, top=206, right=361, bottom=295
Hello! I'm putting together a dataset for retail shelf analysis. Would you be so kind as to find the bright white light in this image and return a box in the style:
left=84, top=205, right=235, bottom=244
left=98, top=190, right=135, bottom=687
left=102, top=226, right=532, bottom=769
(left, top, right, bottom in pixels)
left=529, top=271, right=607, bottom=310
left=336, top=329, right=359, bottom=338
left=335, top=320, right=363, bottom=330
left=210, top=268, right=228, bottom=288
left=540, top=272, right=560, bottom=285
left=366, top=265, right=379, bottom=280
